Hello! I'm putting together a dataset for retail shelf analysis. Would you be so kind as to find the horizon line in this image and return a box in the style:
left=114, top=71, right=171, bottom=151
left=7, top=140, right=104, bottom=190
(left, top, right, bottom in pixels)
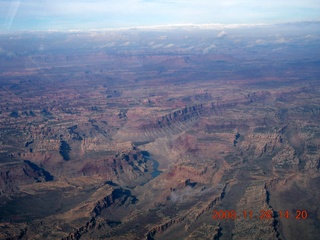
left=1, top=19, right=320, bottom=34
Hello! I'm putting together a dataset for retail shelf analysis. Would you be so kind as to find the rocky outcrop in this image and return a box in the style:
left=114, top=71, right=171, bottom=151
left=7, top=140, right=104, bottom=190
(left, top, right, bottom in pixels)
left=193, top=183, right=227, bottom=221
left=0, top=160, right=54, bottom=196
left=63, top=187, right=137, bottom=240
left=115, top=91, right=276, bottom=142
left=144, top=181, right=228, bottom=239
left=92, top=188, right=137, bottom=217
left=272, top=145, right=301, bottom=171
left=146, top=215, right=187, bottom=240
left=114, top=103, right=207, bottom=141
left=79, top=148, right=150, bottom=184
left=232, top=182, right=279, bottom=240
left=62, top=217, right=96, bottom=240
left=185, top=223, right=221, bottom=240
left=155, top=104, right=205, bottom=129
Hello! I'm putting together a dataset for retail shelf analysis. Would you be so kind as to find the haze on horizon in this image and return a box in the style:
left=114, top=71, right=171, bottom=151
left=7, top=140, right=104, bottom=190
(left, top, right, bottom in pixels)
left=0, top=0, right=320, bottom=31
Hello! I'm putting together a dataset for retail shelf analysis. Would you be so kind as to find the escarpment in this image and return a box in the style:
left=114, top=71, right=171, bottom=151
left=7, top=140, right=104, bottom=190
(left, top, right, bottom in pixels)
left=63, top=187, right=138, bottom=240
left=115, top=91, right=273, bottom=142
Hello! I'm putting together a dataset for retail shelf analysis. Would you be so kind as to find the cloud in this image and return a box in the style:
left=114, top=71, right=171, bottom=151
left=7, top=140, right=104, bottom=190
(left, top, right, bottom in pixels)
left=38, top=44, right=46, bottom=51
left=170, top=186, right=193, bottom=203
left=275, top=37, right=290, bottom=43
left=159, top=36, right=168, bottom=40
left=217, top=31, right=227, bottom=38
left=121, top=41, right=130, bottom=46
left=151, top=43, right=164, bottom=49
left=255, top=39, right=266, bottom=45
left=99, top=42, right=116, bottom=48
left=272, top=47, right=286, bottom=52
left=165, top=43, right=174, bottom=48
left=203, top=44, right=216, bottom=54
left=184, top=46, right=194, bottom=50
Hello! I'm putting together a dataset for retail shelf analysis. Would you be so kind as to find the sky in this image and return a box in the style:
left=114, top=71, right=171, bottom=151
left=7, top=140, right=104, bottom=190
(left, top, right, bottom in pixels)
left=0, top=0, right=320, bottom=31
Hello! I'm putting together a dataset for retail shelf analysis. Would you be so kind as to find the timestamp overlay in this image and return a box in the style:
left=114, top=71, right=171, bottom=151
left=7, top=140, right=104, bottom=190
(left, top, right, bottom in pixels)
left=212, top=209, right=308, bottom=220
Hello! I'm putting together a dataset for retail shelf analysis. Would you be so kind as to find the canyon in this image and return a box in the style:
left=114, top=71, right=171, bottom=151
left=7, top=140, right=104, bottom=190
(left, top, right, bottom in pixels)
left=0, top=23, right=320, bottom=239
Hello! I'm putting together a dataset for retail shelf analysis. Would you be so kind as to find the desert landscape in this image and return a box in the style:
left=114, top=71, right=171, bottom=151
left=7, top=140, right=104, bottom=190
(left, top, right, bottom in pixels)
left=0, top=22, right=320, bottom=239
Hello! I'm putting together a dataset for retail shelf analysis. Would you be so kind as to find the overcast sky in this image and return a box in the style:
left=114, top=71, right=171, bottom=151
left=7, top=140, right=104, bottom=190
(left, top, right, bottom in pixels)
left=1, top=0, right=320, bottom=31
